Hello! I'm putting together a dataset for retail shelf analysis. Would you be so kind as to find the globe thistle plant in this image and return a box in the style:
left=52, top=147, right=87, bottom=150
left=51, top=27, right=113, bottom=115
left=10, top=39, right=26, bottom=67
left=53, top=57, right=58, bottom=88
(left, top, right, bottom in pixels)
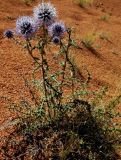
left=33, top=2, right=57, bottom=26
left=16, top=16, right=38, bottom=39
left=4, top=29, right=14, bottom=39
left=48, top=22, right=66, bottom=38
left=52, top=36, right=60, bottom=45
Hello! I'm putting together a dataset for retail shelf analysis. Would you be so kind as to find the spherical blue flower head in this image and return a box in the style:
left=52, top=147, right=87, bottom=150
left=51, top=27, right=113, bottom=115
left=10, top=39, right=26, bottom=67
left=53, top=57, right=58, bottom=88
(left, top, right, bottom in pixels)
left=4, top=29, right=14, bottom=39
left=16, top=16, right=37, bottom=39
left=33, top=3, right=57, bottom=26
left=48, top=22, right=66, bottom=38
left=52, top=36, right=60, bottom=45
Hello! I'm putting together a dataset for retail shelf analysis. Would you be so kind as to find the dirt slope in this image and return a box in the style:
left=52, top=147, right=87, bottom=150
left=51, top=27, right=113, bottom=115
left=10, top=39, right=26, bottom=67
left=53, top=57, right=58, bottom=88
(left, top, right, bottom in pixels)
left=0, top=0, right=121, bottom=144
left=95, top=0, right=121, bottom=17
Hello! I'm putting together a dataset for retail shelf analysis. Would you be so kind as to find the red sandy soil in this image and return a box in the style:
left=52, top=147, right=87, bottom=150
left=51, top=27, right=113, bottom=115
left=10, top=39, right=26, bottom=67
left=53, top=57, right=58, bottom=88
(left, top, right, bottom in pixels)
left=0, top=0, right=121, bottom=154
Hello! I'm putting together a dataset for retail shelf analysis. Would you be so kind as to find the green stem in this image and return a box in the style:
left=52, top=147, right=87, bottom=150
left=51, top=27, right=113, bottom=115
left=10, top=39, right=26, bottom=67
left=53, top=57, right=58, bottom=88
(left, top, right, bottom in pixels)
left=26, top=39, right=41, bottom=67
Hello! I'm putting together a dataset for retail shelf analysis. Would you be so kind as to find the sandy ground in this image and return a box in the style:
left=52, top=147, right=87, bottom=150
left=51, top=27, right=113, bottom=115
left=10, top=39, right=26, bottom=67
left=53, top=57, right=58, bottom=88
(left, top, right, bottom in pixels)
left=0, top=0, right=121, bottom=154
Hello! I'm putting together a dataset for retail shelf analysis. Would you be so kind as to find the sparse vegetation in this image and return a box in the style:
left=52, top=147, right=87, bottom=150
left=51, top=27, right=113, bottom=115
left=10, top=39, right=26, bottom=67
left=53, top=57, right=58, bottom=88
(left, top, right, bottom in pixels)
left=6, top=15, right=13, bottom=20
left=81, top=33, right=96, bottom=49
left=77, top=0, right=93, bottom=8
left=99, top=32, right=111, bottom=41
left=99, top=32, right=112, bottom=44
left=100, top=14, right=110, bottom=22
left=112, top=49, right=119, bottom=55
left=22, top=0, right=35, bottom=6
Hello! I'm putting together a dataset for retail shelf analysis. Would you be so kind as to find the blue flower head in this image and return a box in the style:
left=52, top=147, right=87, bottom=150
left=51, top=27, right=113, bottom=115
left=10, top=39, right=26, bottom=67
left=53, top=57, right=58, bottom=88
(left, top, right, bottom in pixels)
left=16, top=16, right=37, bottom=39
left=52, top=36, right=60, bottom=45
left=33, top=2, right=57, bottom=26
left=4, top=29, right=14, bottom=39
left=48, top=22, right=66, bottom=38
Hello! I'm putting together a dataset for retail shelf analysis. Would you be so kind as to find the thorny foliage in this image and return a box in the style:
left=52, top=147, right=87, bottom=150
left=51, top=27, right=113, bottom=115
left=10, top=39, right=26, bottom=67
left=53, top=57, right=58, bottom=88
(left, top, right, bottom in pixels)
left=1, top=1, right=121, bottom=160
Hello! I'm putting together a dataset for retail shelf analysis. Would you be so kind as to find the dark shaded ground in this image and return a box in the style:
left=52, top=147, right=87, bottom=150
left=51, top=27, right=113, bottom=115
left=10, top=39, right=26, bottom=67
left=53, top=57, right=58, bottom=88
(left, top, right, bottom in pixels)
left=1, top=100, right=120, bottom=159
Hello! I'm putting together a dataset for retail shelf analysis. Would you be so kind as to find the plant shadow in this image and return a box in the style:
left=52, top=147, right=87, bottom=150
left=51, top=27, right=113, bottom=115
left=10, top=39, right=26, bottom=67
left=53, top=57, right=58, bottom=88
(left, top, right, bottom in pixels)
left=1, top=100, right=120, bottom=160
left=51, top=100, right=120, bottom=160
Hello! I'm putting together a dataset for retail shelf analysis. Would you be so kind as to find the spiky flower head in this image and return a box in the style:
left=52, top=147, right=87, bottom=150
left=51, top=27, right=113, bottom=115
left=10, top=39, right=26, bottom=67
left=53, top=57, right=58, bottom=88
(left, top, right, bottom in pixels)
left=16, top=16, right=37, bottom=39
left=33, top=2, right=57, bottom=26
left=4, top=29, right=14, bottom=39
left=48, top=22, right=66, bottom=38
left=52, top=36, right=60, bottom=45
